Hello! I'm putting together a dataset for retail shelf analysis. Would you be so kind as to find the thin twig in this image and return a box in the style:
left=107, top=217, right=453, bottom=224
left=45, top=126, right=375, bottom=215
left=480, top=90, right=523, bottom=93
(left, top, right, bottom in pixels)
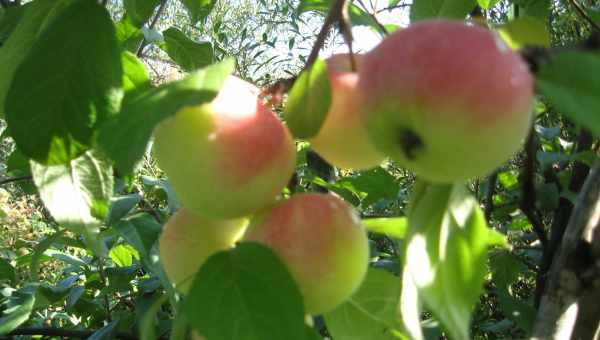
left=375, top=3, right=410, bottom=13
left=262, top=0, right=350, bottom=102
left=568, top=0, right=600, bottom=33
left=6, top=327, right=137, bottom=339
left=0, top=175, right=32, bottom=186
left=136, top=0, right=169, bottom=57
left=484, top=171, right=498, bottom=223
left=520, top=129, right=549, bottom=248
left=355, top=0, right=389, bottom=35
left=305, top=0, right=349, bottom=70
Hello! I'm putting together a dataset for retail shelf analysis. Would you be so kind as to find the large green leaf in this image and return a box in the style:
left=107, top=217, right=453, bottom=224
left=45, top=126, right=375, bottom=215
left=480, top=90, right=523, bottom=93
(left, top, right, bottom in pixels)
left=5, top=0, right=122, bottom=165
left=513, top=0, right=550, bottom=21
left=123, top=0, right=161, bottom=27
left=97, top=59, right=234, bottom=174
left=284, top=58, right=332, bottom=139
left=181, top=0, right=216, bottom=23
left=185, top=243, right=306, bottom=340
left=114, top=16, right=144, bottom=53
left=0, top=258, right=15, bottom=285
left=139, top=293, right=169, bottom=340
left=410, top=0, right=477, bottom=22
left=496, top=16, right=550, bottom=49
left=30, top=231, right=66, bottom=282
left=0, top=0, right=68, bottom=117
left=114, top=213, right=162, bottom=268
left=400, top=183, right=506, bottom=340
left=324, top=269, right=405, bottom=340
left=0, top=3, right=25, bottom=44
left=363, top=218, right=407, bottom=239
left=122, top=51, right=151, bottom=95
left=161, top=27, right=214, bottom=72
left=0, top=285, right=36, bottom=334
left=296, top=0, right=331, bottom=14
left=31, top=150, right=113, bottom=256
left=537, top=52, right=600, bottom=138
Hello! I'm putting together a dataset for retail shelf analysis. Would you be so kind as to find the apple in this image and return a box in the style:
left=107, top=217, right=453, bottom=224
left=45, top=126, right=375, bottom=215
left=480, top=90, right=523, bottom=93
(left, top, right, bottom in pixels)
left=243, top=193, right=369, bottom=314
left=159, top=208, right=248, bottom=293
left=358, top=20, right=534, bottom=182
left=153, top=76, right=296, bottom=219
left=309, top=54, right=385, bottom=170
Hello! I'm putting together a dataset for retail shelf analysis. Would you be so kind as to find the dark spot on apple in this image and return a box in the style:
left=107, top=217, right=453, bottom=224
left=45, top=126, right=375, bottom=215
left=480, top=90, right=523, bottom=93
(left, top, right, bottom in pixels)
left=398, top=128, right=423, bottom=160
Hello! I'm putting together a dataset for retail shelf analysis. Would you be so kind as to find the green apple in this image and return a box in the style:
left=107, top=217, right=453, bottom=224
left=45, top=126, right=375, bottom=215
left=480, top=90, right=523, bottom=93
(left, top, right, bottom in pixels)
left=243, top=193, right=369, bottom=314
left=153, top=76, right=296, bottom=219
left=359, top=20, right=534, bottom=182
left=159, top=208, right=248, bottom=293
left=310, top=54, right=385, bottom=170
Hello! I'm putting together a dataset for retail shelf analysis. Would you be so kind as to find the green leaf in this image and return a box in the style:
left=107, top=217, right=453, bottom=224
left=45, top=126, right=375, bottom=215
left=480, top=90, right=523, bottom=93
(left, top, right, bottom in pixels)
left=363, top=218, right=407, bottom=239
left=30, top=230, right=66, bottom=282
left=400, top=183, right=506, bottom=340
left=348, top=5, right=386, bottom=35
left=496, top=290, right=536, bottom=333
left=587, top=8, right=600, bottom=27
left=324, top=269, right=405, bottom=340
left=477, top=0, right=501, bottom=9
left=296, top=0, right=331, bottom=14
left=284, top=58, right=332, bottom=139
left=489, top=250, right=526, bottom=290
left=114, top=213, right=162, bottom=268
left=185, top=243, right=306, bottom=340
left=97, top=59, right=234, bottom=174
left=537, top=52, right=600, bottom=138
left=0, top=4, right=25, bottom=44
left=0, top=0, right=68, bottom=117
left=109, top=244, right=140, bottom=267
left=181, top=0, right=216, bottom=23
left=0, top=285, right=36, bottom=334
left=122, top=51, right=151, bottom=95
left=88, top=320, right=120, bottom=340
left=496, top=16, right=550, bottom=49
left=106, top=194, right=142, bottom=226
left=123, top=0, right=161, bottom=27
left=115, top=16, right=144, bottom=53
left=161, top=27, right=214, bottom=72
left=410, top=0, right=477, bottom=22
left=139, top=293, right=169, bottom=340
left=31, top=150, right=113, bottom=256
left=513, top=0, right=550, bottom=21
left=5, top=0, right=123, bottom=165
left=0, top=258, right=15, bottom=285
left=343, top=167, right=400, bottom=207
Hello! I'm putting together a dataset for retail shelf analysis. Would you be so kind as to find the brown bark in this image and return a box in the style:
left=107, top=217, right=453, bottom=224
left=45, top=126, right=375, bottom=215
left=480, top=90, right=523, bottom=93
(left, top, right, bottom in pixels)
left=532, top=160, right=600, bottom=339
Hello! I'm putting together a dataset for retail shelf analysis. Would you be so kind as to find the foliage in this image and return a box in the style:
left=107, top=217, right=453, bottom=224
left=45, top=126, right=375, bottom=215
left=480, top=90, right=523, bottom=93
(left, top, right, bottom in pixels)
left=0, top=0, right=599, bottom=339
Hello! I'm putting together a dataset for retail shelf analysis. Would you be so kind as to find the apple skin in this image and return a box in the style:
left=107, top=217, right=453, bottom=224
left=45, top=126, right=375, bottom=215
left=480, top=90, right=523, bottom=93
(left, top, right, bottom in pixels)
left=243, top=193, right=369, bottom=315
left=153, top=76, right=296, bottom=219
left=358, top=20, right=534, bottom=182
left=309, top=54, right=385, bottom=170
left=159, top=208, right=248, bottom=294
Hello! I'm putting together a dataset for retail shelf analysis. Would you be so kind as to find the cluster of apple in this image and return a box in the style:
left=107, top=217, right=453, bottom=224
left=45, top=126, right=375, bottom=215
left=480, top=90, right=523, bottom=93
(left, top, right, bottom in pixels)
left=154, top=19, right=534, bottom=318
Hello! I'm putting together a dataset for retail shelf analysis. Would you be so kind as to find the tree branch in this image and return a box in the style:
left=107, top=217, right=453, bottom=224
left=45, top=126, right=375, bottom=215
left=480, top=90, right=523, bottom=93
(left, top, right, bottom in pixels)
left=305, top=0, right=349, bottom=70
left=262, top=0, right=351, bottom=102
left=532, top=158, right=600, bottom=339
left=0, top=175, right=32, bottom=186
left=567, top=0, right=600, bottom=33
left=6, top=327, right=137, bottom=339
left=535, top=129, right=593, bottom=307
